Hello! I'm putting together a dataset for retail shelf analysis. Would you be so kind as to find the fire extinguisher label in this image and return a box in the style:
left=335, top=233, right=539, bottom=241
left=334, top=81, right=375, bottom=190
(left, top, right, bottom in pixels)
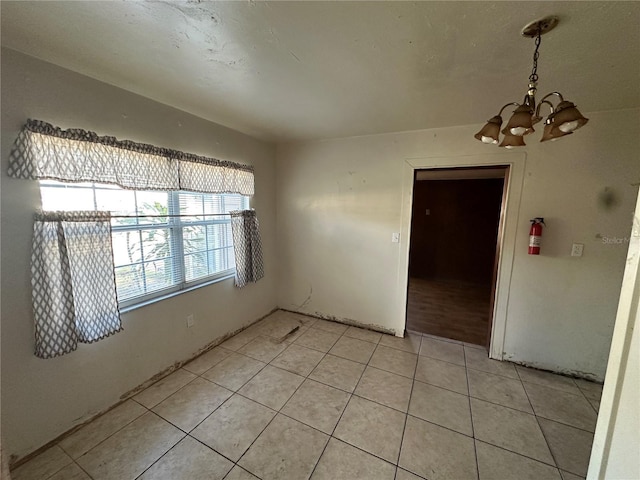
left=529, top=235, right=541, bottom=247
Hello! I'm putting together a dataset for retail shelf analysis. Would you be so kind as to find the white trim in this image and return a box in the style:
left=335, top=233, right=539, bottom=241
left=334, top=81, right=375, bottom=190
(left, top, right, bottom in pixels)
left=587, top=189, right=640, bottom=479
left=39, top=180, right=248, bottom=310
left=396, top=152, right=526, bottom=359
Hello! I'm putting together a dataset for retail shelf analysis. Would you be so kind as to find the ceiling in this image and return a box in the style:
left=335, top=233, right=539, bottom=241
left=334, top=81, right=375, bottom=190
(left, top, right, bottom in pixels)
left=2, top=1, right=639, bottom=143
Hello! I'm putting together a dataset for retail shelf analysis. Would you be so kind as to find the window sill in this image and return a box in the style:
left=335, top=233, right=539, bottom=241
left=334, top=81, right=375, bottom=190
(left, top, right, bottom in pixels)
left=119, top=273, right=236, bottom=314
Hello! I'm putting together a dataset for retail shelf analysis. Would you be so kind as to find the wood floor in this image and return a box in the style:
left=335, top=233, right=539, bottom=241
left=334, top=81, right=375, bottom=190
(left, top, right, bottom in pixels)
left=406, top=277, right=491, bottom=346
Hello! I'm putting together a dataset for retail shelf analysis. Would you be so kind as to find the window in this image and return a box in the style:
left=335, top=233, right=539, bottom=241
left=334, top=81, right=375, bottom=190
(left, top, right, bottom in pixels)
left=40, top=180, right=249, bottom=308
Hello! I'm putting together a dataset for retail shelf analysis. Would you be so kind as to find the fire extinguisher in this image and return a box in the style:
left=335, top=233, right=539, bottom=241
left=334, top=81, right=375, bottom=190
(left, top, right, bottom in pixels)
left=529, top=218, right=545, bottom=255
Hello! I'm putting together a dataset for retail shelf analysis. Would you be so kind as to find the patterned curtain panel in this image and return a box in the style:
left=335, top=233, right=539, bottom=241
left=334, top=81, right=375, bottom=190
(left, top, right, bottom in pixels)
left=8, top=119, right=254, bottom=195
left=230, top=210, right=265, bottom=288
left=32, top=211, right=122, bottom=359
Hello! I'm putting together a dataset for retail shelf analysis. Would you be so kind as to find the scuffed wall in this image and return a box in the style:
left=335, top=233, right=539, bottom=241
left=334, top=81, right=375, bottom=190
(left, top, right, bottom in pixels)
left=276, top=108, right=640, bottom=381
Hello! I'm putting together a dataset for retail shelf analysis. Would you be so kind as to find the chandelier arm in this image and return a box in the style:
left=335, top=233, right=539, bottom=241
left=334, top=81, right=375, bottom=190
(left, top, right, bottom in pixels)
left=535, top=100, right=556, bottom=117
left=539, top=92, right=565, bottom=104
left=497, top=102, right=521, bottom=117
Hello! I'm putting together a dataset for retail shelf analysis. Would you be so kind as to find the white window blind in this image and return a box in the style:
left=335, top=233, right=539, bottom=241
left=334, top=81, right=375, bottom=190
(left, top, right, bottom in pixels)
left=40, top=180, right=249, bottom=307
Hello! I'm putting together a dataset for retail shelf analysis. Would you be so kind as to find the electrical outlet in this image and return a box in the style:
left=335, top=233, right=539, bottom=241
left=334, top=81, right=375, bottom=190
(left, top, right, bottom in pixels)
left=391, top=232, right=400, bottom=243
left=186, top=314, right=194, bottom=328
left=571, top=243, right=584, bottom=257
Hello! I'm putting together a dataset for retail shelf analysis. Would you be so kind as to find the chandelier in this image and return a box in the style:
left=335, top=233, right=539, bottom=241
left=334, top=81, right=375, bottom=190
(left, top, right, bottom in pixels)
left=474, top=16, right=589, bottom=147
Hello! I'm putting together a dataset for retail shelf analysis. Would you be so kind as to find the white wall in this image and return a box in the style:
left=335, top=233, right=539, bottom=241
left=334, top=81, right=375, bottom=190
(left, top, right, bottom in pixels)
left=598, top=309, right=639, bottom=479
left=0, top=49, right=277, bottom=461
left=276, top=108, right=640, bottom=381
left=588, top=190, right=640, bottom=480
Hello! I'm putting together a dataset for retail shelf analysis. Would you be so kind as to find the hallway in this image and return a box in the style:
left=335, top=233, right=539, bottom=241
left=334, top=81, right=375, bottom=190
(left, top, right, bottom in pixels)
left=406, top=277, right=491, bottom=346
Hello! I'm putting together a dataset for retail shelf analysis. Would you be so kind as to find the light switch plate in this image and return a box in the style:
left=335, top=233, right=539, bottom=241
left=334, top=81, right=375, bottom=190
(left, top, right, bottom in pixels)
left=391, top=232, right=400, bottom=243
left=571, top=243, right=584, bottom=257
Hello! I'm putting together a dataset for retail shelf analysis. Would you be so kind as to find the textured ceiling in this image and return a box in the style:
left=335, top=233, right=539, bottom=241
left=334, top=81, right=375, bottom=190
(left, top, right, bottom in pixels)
left=2, top=1, right=639, bottom=142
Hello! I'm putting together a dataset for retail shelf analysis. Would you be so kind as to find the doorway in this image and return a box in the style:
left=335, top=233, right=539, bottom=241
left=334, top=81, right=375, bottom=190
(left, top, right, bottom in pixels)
left=406, top=166, right=508, bottom=347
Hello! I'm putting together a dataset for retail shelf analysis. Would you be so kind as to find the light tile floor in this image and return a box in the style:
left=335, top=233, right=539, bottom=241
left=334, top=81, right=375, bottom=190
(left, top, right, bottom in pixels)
left=11, top=310, right=602, bottom=480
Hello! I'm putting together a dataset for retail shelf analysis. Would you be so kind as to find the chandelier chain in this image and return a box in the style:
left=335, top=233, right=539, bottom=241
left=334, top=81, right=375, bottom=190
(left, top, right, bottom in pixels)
left=529, top=30, right=541, bottom=83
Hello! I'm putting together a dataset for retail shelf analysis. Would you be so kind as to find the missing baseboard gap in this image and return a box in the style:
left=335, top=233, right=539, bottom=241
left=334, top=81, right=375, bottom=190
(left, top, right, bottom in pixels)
left=120, top=307, right=279, bottom=400
left=507, top=359, right=603, bottom=384
left=9, top=307, right=279, bottom=470
left=279, top=308, right=397, bottom=336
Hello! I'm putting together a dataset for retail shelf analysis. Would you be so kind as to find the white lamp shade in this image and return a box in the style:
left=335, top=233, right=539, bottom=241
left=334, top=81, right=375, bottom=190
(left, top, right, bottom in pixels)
left=474, top=116, right=502, bottom=144
left=552, top=101, right=589, bottom=134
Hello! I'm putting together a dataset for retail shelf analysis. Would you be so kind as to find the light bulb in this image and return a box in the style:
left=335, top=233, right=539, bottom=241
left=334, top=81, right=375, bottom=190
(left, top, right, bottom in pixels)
left=509, top=126, right=530, bottom=136
left=558, top=120, right=579, bottom=133
left=481, top=136, right=498, bottom=144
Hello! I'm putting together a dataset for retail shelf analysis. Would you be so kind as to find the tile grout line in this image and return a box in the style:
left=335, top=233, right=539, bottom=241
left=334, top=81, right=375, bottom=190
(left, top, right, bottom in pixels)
left=467, top=393, right=537, bottom=416
left=192, top=327, right=582, bottom=476
left=394, top=336, right=424, bottom=478
left=13, top=319, right=377, bottom=479
left=386, top=331, right=430, bottom=479
left=464, top=348, right=568, bottom=472
left=140, top=347, right=281, bottom=478
left=369, top=343, right=420, bottom=380
left=230, top=403, right=280, bottom=478
left=404, top=412, right=475, bottom=440
left=307, top=326, right=372, bottom=479
left=517, top=381, right=599, bottom=434
left=473, top=438, right=563, bottom=471
left=187, top=433, right=248, bottom=470
left=394, top=351, right=418, bottom=473
left=35, top=454, right=73, bottom=480
left=463, top=345, right=481, bottom=480
left=131, top=410, right=187, bottom=480
left=188, top=392, right=277, bottom=478
left=232, top=321, right=345, bottom=479
left=18, top=314, right=595, bottom=480
left=56, top=398, right=152, bottom=473
left=74, top=460, right=94, bottom=480
left=516, top=364, right=563, bottom=473
left=519, top=378, right=589, bottom=397
left=572, top=381, right=601, bottom=415
left=464, top=363, right=522, bottom=381
left=411, top=374, right=562, bottom=419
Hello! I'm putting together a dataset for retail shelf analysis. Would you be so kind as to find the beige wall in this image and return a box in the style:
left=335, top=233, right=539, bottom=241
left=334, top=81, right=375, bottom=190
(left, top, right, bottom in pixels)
left=276, top=108, right=640, bottom=381
left=0, top=49, right=277, bottom=460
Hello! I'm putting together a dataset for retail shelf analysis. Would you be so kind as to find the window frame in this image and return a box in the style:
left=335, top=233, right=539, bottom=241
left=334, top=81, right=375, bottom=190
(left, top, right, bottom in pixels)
left=39, top=181, right=248, bottom=310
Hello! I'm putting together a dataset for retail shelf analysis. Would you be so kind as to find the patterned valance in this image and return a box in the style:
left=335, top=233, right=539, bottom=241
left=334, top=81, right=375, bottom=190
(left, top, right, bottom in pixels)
left=8, top=119, right=255, bottom=195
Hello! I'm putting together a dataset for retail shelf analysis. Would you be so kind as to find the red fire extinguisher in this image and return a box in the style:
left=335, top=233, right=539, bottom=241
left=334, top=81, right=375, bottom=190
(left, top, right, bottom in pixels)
left=529, top=218, right=545, bottom=255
